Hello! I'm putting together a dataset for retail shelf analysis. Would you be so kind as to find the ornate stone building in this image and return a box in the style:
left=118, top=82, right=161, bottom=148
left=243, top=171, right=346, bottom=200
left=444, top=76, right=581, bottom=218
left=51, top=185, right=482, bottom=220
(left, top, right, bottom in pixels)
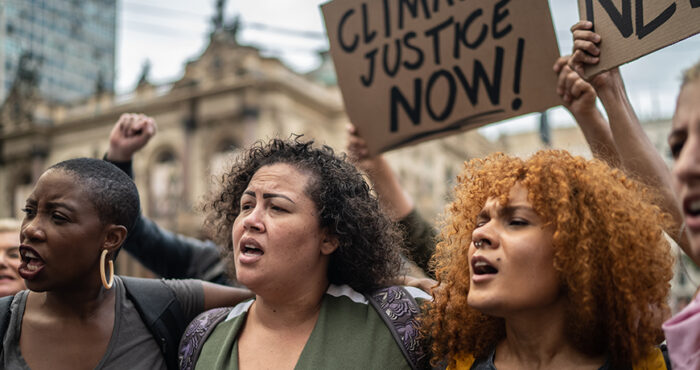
left=0, top=26, right=498, bottom=276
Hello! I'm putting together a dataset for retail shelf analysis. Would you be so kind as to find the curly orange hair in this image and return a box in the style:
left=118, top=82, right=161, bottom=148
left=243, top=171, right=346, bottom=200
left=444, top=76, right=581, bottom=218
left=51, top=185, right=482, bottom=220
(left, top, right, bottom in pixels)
left=422, top=150, right=674, bottom=368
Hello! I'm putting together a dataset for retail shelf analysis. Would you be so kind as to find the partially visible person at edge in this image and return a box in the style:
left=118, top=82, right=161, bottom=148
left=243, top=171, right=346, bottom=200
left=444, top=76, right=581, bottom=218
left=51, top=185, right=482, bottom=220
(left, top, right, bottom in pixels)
left=180, top=137, right=431, bottom=369
left=0, top=158, right=251, bottom=370
left=422, top=150, right=673, bottom=369
left=0, top=219, right=25, bottom=297
left=569, top=20, right=700, bottom=369
left=664, top=58, right=700, bottom=370
left=107, top=113, right=436, bottom=282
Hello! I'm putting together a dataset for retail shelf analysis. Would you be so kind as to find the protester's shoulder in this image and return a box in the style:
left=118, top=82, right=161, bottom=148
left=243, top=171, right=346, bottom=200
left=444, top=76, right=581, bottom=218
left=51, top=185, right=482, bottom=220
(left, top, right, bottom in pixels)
left=160, top=278, right=203, bottom=293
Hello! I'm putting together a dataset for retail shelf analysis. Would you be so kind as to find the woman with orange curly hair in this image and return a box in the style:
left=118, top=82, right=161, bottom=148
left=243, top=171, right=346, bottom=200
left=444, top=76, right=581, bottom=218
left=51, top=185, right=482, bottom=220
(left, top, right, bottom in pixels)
left=423, top=150, right=674, bottom=369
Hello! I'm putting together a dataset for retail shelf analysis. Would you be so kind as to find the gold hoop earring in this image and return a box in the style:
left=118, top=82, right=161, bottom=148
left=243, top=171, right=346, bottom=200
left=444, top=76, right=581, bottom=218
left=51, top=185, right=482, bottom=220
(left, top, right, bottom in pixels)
left=100, top=249, right=114, bottom=289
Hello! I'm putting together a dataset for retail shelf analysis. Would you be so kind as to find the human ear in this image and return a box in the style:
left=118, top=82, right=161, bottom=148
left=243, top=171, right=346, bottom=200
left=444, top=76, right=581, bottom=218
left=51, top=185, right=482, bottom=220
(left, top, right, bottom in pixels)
left=103, top=224, right=127, bottom=257
left=320, top=232, right=339, bottom=255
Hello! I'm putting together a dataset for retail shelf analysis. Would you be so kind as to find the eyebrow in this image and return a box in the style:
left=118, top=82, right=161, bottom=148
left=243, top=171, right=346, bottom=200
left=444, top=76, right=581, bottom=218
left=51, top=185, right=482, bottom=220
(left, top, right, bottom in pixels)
left=478, top=205, right=535, bottom=218
left=243, top=191, right=295, bottom=203
left=46, top=201, right=77, bottom=213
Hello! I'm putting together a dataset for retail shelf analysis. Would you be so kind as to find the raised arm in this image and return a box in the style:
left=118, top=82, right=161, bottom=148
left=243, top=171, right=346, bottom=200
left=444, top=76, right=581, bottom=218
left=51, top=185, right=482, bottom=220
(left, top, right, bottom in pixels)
left=107, top=113, right=231, bottom=285
left=569, top=21, right=688, bottom=253
left=554, top=56, right=619, bottom=165
left=346, top=124, right=436, bottom=273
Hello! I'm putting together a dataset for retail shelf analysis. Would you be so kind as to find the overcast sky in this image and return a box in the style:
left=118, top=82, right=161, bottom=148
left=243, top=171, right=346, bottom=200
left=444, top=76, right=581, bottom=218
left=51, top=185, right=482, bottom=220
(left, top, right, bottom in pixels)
left=117, top=0, right=700, bottom=137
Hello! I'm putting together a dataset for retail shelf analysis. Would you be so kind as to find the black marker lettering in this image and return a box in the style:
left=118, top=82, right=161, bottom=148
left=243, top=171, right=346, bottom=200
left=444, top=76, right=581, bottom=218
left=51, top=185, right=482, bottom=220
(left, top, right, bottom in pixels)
left=492, top=0, right=513, bottom=39
left=390, top=79, right=422, bottom=132
left=635, top=0, right=676, bottom=39
left=383, top=39, right=402, bottom=77
left=398, top=0, right=432, bottom=30
left=360, top=49, right=378, bottom=86
left=383, top=0, right=392, bottom=37
left=456, top=8, right=487, bottom=57
left=425, top=16, right=454, bottom=65
left=453, top=47, right=504, bottom=106
left=598, top=0, right=633, bottom=38
left=338, top=9, right=359, bottom=53
left=403, top=32, right=424, bottom=70
left=512, top=38, right=524, bottom=110
left=585, top=0, right=595, bottom=24
left=426, top=69, right=457, bottom=121
left=361, top=3, right=377, bottom=44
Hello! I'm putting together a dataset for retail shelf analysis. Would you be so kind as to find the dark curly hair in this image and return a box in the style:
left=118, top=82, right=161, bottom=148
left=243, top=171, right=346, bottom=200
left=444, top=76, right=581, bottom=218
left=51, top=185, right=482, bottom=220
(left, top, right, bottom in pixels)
left=422, top=150, right=674, bottom=368
left=204, top=136, right=404, bottom=293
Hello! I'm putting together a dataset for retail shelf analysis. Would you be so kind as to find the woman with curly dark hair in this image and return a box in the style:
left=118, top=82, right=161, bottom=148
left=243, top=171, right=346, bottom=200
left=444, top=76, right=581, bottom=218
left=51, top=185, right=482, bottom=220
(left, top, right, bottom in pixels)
left=179, top=136, right=430, bottom=369
left=422, top=150, right=674, bottom=369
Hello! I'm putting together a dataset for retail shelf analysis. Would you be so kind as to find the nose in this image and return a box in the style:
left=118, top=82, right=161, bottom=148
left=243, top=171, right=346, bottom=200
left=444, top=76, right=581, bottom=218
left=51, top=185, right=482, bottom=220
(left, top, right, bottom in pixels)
left=21, top=218, right=46, bottom=243
left=242, top=206, right=265, bottom=233
left=471, top=221, right=498, bottom=250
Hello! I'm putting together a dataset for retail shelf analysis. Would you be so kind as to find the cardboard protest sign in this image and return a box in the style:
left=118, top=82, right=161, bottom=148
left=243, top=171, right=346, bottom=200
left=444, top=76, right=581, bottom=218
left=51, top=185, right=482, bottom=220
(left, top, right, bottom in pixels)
left=322, top=0, right=561, bottom=154
left=578, top=0, right=700, bottom=78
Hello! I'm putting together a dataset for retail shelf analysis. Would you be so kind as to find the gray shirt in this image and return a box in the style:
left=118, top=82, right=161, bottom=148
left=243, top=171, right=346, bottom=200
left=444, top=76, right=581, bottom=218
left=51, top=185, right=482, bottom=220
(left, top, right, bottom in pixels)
left=1, top=276, right=203, bottom=370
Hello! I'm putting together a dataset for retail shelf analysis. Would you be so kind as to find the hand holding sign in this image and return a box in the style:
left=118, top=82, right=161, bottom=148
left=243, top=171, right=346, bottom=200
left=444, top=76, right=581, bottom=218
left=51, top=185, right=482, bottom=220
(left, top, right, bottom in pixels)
left=569, top=21, right=626, bottom=94
left=577, top=0, right=700, bottom=78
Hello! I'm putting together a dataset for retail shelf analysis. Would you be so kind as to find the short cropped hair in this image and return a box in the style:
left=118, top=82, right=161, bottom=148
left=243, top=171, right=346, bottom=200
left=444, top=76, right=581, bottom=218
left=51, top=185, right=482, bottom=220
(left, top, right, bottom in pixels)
left=422, top=150, right=673, bottom=368
left=49, top=158, right=140, bottom=233
left=204, top=136, right=404, bottom=293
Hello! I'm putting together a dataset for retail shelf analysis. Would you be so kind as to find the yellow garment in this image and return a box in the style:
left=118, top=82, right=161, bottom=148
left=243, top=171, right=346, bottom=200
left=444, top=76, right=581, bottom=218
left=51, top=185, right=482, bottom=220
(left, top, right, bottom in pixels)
left=448, top=347, right=666, bottom=370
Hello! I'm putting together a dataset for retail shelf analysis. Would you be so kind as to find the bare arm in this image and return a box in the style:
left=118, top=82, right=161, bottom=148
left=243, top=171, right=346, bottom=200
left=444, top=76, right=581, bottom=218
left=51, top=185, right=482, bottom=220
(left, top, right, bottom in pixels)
left=346, top=124, right=413, bottom=221
left=202, top=282, right=253, bottom=310
left=554, top=56, right=619, bottom=165
left=570, top=21, right=689, bottom=253
left=346, top=124, right=437, bottom=274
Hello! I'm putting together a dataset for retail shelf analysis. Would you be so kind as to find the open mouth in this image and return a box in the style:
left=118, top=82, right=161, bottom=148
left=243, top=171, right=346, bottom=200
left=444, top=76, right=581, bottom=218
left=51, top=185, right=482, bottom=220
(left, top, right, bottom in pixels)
left=242, top=244, right=264, bottom=256
left=471, top=257, right=498, bottom=275
left=685, top=198, right=700, bottom=218
left=19, top=246, right=46, bottom=277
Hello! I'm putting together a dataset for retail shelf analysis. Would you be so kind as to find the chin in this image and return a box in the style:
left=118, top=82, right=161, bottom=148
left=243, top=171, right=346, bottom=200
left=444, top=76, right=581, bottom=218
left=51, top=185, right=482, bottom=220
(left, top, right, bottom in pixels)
left=468, top=294, right=505, bottom=316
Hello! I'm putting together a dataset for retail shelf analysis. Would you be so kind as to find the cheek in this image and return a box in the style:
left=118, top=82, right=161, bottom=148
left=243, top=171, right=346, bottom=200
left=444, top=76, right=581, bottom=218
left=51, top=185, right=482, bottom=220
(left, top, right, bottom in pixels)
left=9, top=259, right=21, bottom=270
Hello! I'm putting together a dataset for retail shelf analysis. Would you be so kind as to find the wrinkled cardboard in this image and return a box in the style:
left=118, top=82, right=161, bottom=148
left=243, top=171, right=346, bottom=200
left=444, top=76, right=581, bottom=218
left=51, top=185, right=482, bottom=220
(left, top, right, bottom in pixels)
left=578, top=0, right=700, bottom=78
left=322, top=0, right=561, bottom=154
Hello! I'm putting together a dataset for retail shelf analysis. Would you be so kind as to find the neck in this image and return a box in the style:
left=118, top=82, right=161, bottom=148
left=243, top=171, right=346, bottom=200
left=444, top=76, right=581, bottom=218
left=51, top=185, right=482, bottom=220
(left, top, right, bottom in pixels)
left=250, top=276, right=329, bottom=330
left=32, top=273, right=115, bottom=319
left=495, top=299, right=603, bottom=369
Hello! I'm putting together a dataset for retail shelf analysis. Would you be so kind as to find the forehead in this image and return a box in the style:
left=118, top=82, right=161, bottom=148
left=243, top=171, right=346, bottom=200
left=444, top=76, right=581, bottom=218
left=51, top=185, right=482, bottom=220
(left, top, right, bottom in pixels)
left=30, top=169, right=93, bottom=208
left=246, top=163, right=311, bottom=192
left=673, top=81, right=700, bottom=128
left=482, top=183, right=531, bottom=210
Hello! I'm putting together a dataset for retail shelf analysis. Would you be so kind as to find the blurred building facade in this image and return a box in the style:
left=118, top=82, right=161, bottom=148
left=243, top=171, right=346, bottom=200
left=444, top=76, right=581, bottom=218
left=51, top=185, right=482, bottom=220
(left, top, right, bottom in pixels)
left=0, top=0, right=116, bottom=104
left=0, top=25, right=497, bottom=277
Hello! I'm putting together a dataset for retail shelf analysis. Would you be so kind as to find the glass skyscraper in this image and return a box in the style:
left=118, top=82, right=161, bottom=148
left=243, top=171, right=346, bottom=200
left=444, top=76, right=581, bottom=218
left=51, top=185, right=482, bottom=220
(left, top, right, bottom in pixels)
left=0, top=0, right=116, bottom=104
